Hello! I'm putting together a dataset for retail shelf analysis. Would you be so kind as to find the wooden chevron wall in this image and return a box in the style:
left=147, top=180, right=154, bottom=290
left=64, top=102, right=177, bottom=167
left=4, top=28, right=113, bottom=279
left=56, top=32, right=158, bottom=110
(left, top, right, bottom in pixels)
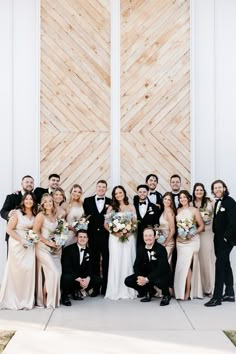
left=41, top=0, right=190, bottom=197
left=40, top=0, right=110, bottom=196
left=120, top=0, right=190, bottom=197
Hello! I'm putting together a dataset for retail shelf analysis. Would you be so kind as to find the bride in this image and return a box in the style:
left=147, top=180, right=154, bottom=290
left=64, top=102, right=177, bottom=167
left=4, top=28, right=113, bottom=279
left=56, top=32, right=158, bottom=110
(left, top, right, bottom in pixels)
left=104, top=185, right=137, bottom=300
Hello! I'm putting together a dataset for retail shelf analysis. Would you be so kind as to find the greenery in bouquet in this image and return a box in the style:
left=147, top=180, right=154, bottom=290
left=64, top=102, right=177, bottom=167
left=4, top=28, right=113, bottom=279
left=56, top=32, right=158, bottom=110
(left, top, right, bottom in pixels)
left=72, top=215, right=90, bottom=231
left=199, top=208, right=212, bottom=225
left=105, top=211, right=138, bottom=243
left=177, top=218, right=197, bottom=240
left=50, top=218, right=69, bottom=248
left=24, top=229, right=40, bottom=247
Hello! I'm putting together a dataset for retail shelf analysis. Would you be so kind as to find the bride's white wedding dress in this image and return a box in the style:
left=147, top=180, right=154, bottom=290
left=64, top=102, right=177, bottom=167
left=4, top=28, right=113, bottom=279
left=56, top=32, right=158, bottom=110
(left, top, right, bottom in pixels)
left=105, top=211, right=137, bottom=300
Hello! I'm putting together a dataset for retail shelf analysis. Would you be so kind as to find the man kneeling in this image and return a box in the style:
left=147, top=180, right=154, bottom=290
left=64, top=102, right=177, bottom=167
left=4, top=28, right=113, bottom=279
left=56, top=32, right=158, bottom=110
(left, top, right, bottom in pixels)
left=61, top=230, right=101, bottom=306
left=125, top=227, right=172, bottom=306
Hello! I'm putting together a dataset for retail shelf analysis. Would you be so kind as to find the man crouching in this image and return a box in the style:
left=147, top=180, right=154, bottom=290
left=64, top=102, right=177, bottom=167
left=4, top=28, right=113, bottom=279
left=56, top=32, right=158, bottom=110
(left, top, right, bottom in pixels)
left=125, top=227, right=172, bottom=306
left=61, top=229, right=101, bottom=306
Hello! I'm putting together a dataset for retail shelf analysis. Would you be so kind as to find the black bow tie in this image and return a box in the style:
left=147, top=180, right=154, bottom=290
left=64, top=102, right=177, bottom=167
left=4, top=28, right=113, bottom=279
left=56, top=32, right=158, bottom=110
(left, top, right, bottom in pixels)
left=139, top=202, right=146, bottom=205
left=147, top=249, right=152, bottom=253
left=97, top=197, right=104, bottom=201
left=80, top=248, right=85, bottom=252
left=215, top=198, right=222, bottom=202
left=149, top=192, right=156, bottom=195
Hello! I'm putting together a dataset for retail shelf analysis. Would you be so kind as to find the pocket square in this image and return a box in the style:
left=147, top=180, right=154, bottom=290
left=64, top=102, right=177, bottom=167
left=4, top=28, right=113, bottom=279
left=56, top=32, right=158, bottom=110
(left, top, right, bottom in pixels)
left=149, top=212, right=154, bottom=215
left=220, top=207, right=225, bottom=212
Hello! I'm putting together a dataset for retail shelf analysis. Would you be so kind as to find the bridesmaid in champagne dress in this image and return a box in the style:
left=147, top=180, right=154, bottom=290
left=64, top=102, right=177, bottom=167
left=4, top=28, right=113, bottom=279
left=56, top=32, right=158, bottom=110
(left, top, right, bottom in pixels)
left=174, top=190, right=205, bottom=300
left=52, top=187, right=66, bottom=219
left=0, top=192, right=38, bottom=309
left=192, top=183, right=215, bottom=296
left=34, top=194, right=61, bottom=309
left=157, top=192, right=176, bottom=264
left=63, top=184, right=84, bottom=247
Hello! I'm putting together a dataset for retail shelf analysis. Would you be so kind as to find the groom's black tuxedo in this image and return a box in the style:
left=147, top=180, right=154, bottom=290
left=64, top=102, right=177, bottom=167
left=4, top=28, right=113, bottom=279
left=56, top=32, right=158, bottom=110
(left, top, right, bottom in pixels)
left=83, top=195, right=111, bottom=294
left=212, top=195, right=236, bottom=300
left=61, top=243, right=101, bottom=294
left=134, top=199, right=161, bottom=248
left=1, top=191, right=24, bottom=242
left=125, top=242, right=171, bottom=296
left=34, top=187, right=49, bottom=204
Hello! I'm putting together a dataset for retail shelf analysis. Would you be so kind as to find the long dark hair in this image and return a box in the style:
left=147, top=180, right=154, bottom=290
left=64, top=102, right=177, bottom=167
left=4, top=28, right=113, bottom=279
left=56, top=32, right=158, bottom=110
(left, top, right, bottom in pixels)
left=111, top=185, right=129, bottom=211
left=192, top=183, right=210, bottom=209
left=19, top=191, right=38, bottom=216
left=178, top=190, right=191, bottom=207
left=163, top=192, right=177, bottom=215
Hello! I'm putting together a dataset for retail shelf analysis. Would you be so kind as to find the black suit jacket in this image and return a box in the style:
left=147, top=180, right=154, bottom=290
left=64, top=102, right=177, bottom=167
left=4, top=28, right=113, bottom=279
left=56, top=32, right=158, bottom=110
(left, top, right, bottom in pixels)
left=134, top=199, right=161, bottom=245
left=213, top=195, right=236, bottom=246
left=0, top=192, right=23, bottom=241
left=134, top=242, right=171, bottom=284
left=34, top=187, right=49, bottom=204
left=61, top=243, right=92, bottom=279
left=83, top=195, right=111, bottom=246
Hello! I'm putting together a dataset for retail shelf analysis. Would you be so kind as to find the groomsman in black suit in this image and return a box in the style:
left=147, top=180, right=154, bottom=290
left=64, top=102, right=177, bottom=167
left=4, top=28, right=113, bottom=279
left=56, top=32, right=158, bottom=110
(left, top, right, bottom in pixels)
left=205, top=180, right=236, bottom=307
left=125, top=227, right=171, bottom=306
left=34, top=173, right=60, bottom=203
left=0, top=175, right=34, bottom=245
left=134, top=185, right=161, bottom=249
left=61, top=230, right=102, bottom=306
left=134, top=174, right=162, bottom=209
left=83, top=180, right=111, bottom=295
left=170, top=174, right=182, bottom=209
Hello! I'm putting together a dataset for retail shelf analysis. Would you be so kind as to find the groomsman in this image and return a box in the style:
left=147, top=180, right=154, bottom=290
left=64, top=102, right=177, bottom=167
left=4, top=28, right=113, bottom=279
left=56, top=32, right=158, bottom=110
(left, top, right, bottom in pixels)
left=134, top=174, right=162, bottom=209
left=125, top=227, right=171, bottom=306
left=170, top=174, right=182, bottom=208
left=61, top=230, right=102, bottom=306
left=83, top=180, right=111, bottom=295
left=134, top=185, right=161, bottom=249
left=34, top=173, right=60, bottom=203
left=205, top=180, right=236, bottom=307
left=0, top=175, right=34, bottom=245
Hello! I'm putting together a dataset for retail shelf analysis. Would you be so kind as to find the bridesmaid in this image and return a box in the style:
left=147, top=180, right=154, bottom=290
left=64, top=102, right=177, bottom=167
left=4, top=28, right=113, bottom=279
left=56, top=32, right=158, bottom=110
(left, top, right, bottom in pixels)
left=52, top=187, right=66, bottom=219
left=157, top=192, right=176, bottom=264
left=63, top=184, right=84, bottom=247
left=33, top=194, right=61, bottom=309
left=192, top=183, right=215, bottom=296
left=0, top=192, right=38, bottom=309
left=174, top=190, right=204, bottom=300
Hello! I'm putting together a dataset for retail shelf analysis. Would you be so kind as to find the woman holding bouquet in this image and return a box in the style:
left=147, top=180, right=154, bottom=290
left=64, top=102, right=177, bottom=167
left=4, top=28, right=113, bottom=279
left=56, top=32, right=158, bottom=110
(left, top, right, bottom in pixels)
left=157, top=192, right=176, bottom=264
left=63, top=184, right=84, bottom=247
left=192, top=183, right=215, bottom=296
left=0, top=192, right=38, bottom=309
left=174, top=190, right=204, bottom=300
left=33, top=194, right=61, bottom=308
left=104, top=186, right=137, bottom=300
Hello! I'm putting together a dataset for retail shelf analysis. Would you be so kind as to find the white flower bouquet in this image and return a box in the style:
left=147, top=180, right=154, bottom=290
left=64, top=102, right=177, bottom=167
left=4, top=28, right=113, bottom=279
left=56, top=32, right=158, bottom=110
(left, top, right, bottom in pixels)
left=177, top=218, right=197, bottom=240
left=50, top=218, right=69, bottom=248
left=24, top=229, right=39, bottom=247
left=105, top=211, right=138, bottom=243
left=72, top=215, right=90, bottom=231
left=199, top=209, right=212, bottom=225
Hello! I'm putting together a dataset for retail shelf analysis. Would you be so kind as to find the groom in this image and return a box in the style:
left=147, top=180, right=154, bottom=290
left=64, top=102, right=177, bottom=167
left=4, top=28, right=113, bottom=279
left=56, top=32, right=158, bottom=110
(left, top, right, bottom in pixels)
left=125, top=227, right=172, bottom=306
left=83, top=180, right=111, bottom=296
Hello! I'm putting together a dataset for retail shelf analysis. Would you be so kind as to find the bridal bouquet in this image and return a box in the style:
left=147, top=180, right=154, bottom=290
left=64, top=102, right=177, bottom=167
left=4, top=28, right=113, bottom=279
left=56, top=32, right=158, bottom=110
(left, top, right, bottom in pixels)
left=50, top=218, right=69, bottom=248
left=153, top=225, right=166, bottom=245
left=105, top=211, right=138, bottom=243
left=72, top=215, right=90, bottom=231
left=199, top=208, right=212, bottom=225
left=24, top=229, right=40, bottom=247
left=177, top=218, right=197, bottom=240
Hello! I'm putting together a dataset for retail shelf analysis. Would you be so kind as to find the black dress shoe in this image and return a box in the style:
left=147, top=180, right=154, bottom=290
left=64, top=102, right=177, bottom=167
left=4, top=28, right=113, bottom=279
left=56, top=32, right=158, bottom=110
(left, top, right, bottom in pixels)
left=204, top=298, right=222, bottom=307
left=90, top=290, right=99, bottom=298
left=222, top=295, right=235, bottom=302
left=140, top=293, right=152, bottom=302
left=72, top=293, right=84, bottom=301
left=160, top=295, right=171, bottom=306
left=62, top=297, right=72, bottom=306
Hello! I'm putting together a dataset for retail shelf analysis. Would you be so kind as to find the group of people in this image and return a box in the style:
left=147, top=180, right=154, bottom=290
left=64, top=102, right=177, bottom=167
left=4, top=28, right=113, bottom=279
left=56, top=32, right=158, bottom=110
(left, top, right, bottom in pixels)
left=0, top=173, right=235, bottom=310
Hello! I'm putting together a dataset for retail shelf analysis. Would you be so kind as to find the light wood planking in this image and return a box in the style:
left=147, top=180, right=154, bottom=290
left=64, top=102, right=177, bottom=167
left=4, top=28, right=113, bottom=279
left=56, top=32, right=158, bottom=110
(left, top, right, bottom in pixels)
left=121, top=0, right=190, bottom=196
left=40, top=0, right=110, bottom=197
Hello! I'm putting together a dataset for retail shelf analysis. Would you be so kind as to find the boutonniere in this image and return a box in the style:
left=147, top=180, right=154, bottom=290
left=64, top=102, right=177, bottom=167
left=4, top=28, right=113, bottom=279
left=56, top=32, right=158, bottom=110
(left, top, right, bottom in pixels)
left=84, top=254, right=90, bottom=260
left=220, top=207, right=225, bottom=212
left=150, top=251, right=157, bottom=261
left=105, top=204, right=109, bottom=209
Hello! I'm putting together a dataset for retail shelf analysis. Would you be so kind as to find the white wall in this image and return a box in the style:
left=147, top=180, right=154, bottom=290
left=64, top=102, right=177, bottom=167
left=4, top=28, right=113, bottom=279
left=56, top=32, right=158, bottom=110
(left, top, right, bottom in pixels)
left=191, top=0, right=236, bottom=273
left=0, top=0, right=40, bottom=283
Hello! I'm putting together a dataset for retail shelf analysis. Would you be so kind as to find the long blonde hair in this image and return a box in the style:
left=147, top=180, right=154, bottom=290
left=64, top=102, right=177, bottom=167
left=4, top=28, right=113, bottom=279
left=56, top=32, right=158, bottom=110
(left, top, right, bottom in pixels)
left=40, top=193, right=57, bottom=216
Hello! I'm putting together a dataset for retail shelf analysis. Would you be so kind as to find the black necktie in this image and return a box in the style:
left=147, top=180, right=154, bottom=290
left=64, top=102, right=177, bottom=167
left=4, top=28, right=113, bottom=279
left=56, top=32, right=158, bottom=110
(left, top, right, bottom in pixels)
left=97, top=197, right=104, bottom=201
left=139, top=202, right=146, bottom=205
left=150, top=192, right=156, bottom=195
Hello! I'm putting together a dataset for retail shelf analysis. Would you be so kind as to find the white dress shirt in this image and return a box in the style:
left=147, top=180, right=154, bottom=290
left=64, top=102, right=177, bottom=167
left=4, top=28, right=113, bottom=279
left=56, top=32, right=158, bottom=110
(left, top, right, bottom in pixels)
left=95, top=196, right=105, bottom=213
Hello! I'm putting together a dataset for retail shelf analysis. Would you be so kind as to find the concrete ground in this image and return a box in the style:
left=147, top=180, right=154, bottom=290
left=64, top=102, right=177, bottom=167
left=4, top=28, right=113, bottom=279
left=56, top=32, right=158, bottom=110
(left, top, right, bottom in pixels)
left=0, top=296, right=236, bottom=353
